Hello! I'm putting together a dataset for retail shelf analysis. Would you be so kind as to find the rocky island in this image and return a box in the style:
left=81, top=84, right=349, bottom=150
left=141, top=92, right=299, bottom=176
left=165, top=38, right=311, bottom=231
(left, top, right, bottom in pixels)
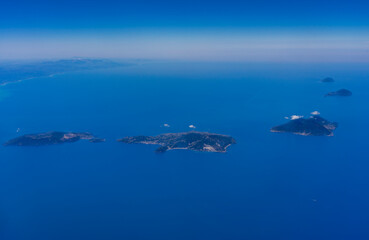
left=118, top=131, right=236, bottom=153
left=271, top=115, right=338, bottom=136
left=325, top=89, right=352, bottom=97
left=321, top=77, right=335, bottom=83
left=4, top=132, right=105, bottom=146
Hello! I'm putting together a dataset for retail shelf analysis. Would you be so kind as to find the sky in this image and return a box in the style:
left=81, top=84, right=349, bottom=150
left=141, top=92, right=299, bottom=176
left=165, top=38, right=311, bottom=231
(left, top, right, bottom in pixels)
left=0, top=0, right=368, bottom=61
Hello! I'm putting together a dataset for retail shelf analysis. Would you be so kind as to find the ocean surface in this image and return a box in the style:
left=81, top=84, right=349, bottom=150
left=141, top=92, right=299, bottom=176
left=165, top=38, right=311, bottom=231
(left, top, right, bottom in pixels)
left=1, top=61, right=369, bottom=240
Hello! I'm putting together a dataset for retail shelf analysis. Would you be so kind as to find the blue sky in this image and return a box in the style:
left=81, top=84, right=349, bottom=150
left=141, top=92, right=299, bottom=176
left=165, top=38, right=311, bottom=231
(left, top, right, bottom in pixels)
left=1, top=0, right=368, bottom=61
left=2, top=0, right=369, bottom=29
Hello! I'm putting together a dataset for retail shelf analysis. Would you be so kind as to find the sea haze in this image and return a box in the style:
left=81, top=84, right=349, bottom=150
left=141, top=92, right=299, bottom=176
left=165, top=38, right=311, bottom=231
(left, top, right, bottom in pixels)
left=1, top=61, right=369, bottom=240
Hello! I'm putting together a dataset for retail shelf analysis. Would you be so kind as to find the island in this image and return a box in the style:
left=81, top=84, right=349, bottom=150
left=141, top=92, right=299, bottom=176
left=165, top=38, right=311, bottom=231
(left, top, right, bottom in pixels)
left=271, top=115, right=338, bottom=136
left=321, top=77, right=335, bottom=83
left=325, top=89, right=352, bottom=97
left=4, top=132, right=105, bottom=146
left=0, top=58, right=133, bottom=86
left=118, top=131, right=236, bottom=153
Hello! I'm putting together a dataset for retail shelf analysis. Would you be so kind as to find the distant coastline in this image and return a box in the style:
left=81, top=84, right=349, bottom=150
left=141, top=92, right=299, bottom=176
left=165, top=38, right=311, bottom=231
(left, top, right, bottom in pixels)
left=0, top=58, right=134, bottom=86
left=0, top=73, right=59, bottom=87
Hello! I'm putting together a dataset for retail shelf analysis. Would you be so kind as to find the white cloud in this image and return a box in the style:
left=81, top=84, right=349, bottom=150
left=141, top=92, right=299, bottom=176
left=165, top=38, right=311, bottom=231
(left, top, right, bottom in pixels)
left=163, top=123, right=170, bottom=127
left=291, top=115, right=303, bottom=120
left=311, top=111, right=320, bottom=115
left=189, top=125, right=196, bottom=129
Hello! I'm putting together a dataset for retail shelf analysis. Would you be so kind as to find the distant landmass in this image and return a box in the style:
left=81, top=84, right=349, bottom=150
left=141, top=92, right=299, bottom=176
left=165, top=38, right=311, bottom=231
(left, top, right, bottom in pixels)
left=0, top=58, right=132, bottom=86
left=271, top=115, right=338, bottom=136
left=325, top=89, right=352, bottom=97
left=118, top=131, right=236, bottom=153
left=321, top=77, right=335, bottom=83
left=4, top=132, right=105, bottom=146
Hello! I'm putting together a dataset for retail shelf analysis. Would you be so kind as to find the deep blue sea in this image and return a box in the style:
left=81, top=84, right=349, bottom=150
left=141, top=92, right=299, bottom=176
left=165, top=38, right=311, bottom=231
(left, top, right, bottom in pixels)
left=1, top=61, right=369, bottom=240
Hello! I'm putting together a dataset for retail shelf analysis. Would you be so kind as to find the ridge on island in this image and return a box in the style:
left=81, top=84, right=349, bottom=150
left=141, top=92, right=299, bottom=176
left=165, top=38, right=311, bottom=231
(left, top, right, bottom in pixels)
left=325, top=89, right=352, bottom=97
left=118, top=131, right=236, bottom=153
left=271, top=115, right=338, bottom=136
left=4, top=131, right=105, bottom=146
left=321, top=77, right=335, bottom=83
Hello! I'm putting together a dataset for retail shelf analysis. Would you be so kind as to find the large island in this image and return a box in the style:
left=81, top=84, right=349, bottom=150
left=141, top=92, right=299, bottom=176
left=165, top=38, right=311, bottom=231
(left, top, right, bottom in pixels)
left=0, top=58, right=132, bottom=86
left=4, top=132, right=105, bottom=146
left=271, top=115, right=338, bottom=136
left=118, top=131, right=236, bottom=153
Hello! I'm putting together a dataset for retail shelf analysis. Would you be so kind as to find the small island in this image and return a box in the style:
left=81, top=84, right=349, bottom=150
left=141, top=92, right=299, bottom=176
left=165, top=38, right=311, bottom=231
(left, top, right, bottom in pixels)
left=325, top=89, right=352, bottom=97
left=118, top=131, right=236, bottom=153
left=271, top=115, right=338, bottom=136
left=4, top=132, right=105, bottom=146
left=321, top=77, right=335, bottom=83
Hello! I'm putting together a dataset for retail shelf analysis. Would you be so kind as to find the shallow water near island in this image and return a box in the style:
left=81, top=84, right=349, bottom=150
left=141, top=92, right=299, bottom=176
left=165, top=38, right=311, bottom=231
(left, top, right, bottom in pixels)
left=1, top=61, right=369, bottom=240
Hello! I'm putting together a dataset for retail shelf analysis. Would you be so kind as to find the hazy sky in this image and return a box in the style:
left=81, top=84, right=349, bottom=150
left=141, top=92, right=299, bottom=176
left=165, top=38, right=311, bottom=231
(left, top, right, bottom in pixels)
left=1, top=0, right=368, bottom=62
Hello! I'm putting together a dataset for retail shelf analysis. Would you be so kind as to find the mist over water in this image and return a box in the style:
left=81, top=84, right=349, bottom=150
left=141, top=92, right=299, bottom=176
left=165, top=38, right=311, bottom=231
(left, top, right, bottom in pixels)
left=1, top=30, right=369, bottom=62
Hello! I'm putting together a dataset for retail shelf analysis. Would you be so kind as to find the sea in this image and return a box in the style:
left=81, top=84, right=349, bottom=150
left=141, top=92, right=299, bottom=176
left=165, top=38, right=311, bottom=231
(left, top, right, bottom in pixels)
left=0, top=61, right=369, bottom=240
